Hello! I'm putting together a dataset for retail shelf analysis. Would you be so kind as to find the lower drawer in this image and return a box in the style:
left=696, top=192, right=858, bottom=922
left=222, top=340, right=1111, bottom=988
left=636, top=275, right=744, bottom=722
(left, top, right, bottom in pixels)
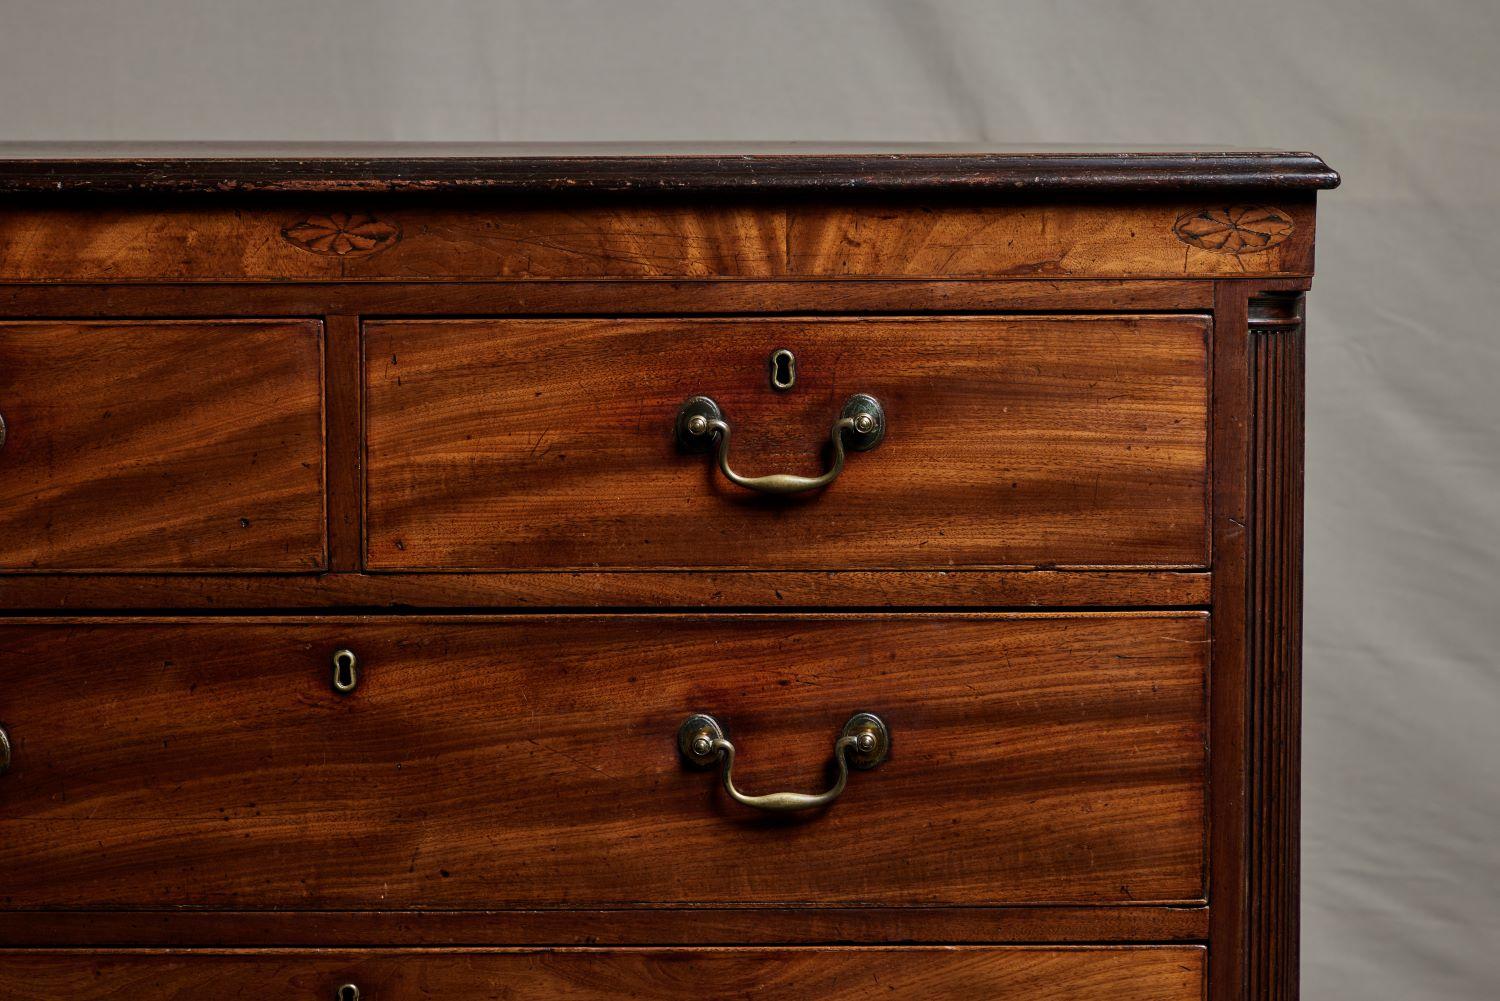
left=0, top=948, right=1207, bottom=1000
left=0, top=614, right=1207, bottom=911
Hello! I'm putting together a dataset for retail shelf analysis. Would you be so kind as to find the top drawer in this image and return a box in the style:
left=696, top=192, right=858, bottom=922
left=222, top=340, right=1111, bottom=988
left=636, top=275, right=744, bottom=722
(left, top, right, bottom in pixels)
left=364, top=315, right=1208, bottom=571
left=0, top=320, right=325, bottom=572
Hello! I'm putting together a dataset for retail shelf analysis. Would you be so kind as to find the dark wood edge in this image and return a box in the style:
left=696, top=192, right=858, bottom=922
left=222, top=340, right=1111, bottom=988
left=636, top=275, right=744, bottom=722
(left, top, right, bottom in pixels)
left=0, top=907, right=1210, bottom=947
left=0, top=570, right=1211, bottom=610
left=0, top=151, right=1339, bottom=195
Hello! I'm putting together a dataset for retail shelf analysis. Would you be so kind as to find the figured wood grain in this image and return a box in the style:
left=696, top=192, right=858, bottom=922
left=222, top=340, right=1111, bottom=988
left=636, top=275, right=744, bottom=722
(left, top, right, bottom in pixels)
left=0, top=906, right=1210, bottom=948
left=0, top=569, right=1212, bottom=611
left=364, top=316, right=1210, bottom=571
left=0, top=278, right=1220, bottom=317
left=0, top=614, right=1207, bottom=910
left=788, top=199, right=1314, bottom=278
left=0, top=947, right=1207, bottom=1001
left=0, top=321, right=325, bottom=571
left=0, top=197, right=1314, bottom=281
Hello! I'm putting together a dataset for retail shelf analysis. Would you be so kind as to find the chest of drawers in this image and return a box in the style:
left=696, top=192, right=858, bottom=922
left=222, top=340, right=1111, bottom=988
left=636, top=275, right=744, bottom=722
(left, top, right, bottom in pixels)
left=0, top=144, right=1337, bottom=1000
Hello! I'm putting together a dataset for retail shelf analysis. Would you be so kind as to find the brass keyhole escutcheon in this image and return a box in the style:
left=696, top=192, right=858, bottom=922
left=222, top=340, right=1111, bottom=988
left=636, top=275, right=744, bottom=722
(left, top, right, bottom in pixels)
left=332, top=648, right=359, bottom=695
left=769, top=348, right=796, bottom=391
left=336, top=984, right=361, bottom=1001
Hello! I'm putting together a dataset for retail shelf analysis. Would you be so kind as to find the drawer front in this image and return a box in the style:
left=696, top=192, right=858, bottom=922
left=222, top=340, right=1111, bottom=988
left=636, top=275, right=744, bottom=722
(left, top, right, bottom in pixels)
left=0, top=321, right=325, bottom=571
left=364, top=316, right=1209, bottom=571
left=0, top=947, right=1207, bottom=1000
left=0, top=615, right=1206, bottom=910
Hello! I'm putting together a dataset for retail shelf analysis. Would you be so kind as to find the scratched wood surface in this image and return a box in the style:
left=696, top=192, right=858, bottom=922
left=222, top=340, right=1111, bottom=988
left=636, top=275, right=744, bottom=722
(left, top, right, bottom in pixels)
left=365, top=315, right=1210, bottom=571
left=0, top=321, right=325, bottom=571
left=0, top=197, right=1315, bottom=281
left=0, top=615, right=1207, bottom=910
left=0, top=947, right=1207, bottom=1001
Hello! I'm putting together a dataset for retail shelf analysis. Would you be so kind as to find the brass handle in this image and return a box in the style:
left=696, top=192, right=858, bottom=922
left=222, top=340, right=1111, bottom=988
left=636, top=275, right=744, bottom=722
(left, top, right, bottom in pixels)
left=0, top=724, right=9, bottom=775
left=675, top=394, right=885, bottom=495
left=677, top=712, right=889, bottom=812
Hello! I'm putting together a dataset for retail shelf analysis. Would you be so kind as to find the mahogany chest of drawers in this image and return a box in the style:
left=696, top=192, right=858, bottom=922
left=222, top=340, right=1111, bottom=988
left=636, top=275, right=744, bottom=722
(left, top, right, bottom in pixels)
left=0, top=144, right=1337, bottom=1000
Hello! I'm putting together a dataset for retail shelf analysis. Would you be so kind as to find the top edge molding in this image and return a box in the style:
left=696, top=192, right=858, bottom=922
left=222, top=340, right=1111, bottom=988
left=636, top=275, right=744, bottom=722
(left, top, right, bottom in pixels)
left=0, top=143, right=1341, bottom=196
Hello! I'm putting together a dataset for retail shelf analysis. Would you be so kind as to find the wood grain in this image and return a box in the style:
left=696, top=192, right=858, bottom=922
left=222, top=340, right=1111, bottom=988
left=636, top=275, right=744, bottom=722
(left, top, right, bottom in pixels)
left=0, top=321, right=325, bottom=571
left=0, top=159, right=1329, bottom=993
left=365, top=316, right=1210, bottom=571
left=0, top=947, right=1207, bottom=1001
left=788, top=199, right=1314, bottom=278
left=0, top=614, right=1208, bottom=910
left=1209, top=283, right=1253, bottom=1001
left=0, top=569, right=1212, bottom=611
left=0, top=278, right=1219, bottom=317
left=324, top=316, right=362, bottom=571
left=1205, top=286, right=1311, bottom=1001
left=0, top=197, right=1315, bottom=281
left=0, top=906, right=1209, bottom=948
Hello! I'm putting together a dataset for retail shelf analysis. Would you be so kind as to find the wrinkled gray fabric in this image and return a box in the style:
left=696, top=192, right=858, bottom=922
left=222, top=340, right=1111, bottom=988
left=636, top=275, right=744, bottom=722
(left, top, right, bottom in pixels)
left=1, top=2, right=1496, bottom=996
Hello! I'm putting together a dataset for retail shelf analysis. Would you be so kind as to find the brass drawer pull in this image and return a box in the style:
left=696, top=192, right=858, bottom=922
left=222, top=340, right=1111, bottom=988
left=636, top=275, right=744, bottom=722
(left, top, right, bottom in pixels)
left=677, top=712, right=889, bottom=812
left=675, top=394, right=885, bottom=495
left=0, top=724, right=10, bottom=775
left=336, top=984, right=361, bottom=1001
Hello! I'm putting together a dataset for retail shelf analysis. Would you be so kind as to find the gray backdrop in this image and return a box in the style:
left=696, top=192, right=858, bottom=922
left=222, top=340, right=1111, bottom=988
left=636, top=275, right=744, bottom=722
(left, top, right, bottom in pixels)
left=2, top=1, right=1496, bottom=997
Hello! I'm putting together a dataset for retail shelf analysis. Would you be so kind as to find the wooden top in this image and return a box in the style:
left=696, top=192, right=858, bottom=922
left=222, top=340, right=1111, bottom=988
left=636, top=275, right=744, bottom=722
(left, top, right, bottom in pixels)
left=0, top=142, right=1339, bottom=195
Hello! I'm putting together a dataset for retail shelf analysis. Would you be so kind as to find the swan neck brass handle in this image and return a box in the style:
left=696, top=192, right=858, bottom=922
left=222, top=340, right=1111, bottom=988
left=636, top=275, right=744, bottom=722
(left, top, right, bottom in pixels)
left=675, top=394, right=885, bottom=495
left=677, top=713, right=890, bottom=813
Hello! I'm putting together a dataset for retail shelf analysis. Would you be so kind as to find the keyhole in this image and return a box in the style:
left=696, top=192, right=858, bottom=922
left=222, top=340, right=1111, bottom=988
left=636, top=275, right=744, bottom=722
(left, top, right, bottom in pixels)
left=769, top=348, right=796, bottom=391
left=332, top=649, right=358, bottom=695
left=336, top=984, right=361, bottom=1001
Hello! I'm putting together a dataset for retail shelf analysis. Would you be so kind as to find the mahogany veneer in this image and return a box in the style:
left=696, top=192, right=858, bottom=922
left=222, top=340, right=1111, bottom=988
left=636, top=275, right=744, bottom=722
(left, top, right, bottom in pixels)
left=0, top=320, right=324, bottom=571
left=363, top=316, right=1210, bottom=571
left=0, top=144, right=1334, bottom=1000
left=0, top=614, right=1207, bottom=910
left=0, top=947, right=1207, bottom=1001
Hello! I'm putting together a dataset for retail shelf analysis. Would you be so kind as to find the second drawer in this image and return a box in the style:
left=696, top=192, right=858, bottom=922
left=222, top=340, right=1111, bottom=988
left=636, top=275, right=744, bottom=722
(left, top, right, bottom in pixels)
left=363, top=316, right=1210, bottom=572
left=0, top=614, right=1207, bottom=910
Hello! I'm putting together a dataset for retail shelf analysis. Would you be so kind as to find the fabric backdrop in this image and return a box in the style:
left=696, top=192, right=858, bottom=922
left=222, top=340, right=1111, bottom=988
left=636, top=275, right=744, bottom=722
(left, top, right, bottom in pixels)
left=1, top=2, right=1496, bottom=996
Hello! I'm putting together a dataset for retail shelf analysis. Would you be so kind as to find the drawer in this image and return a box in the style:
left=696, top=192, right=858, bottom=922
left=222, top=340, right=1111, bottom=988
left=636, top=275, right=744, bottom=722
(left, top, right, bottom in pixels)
left=0, top=614, right=1206, bottom=910
left=363, top=316, right=1209, bottom=571
left=0, top=321, right=325, bottom=571
left=0, top=947, right=1207, bottom=1000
